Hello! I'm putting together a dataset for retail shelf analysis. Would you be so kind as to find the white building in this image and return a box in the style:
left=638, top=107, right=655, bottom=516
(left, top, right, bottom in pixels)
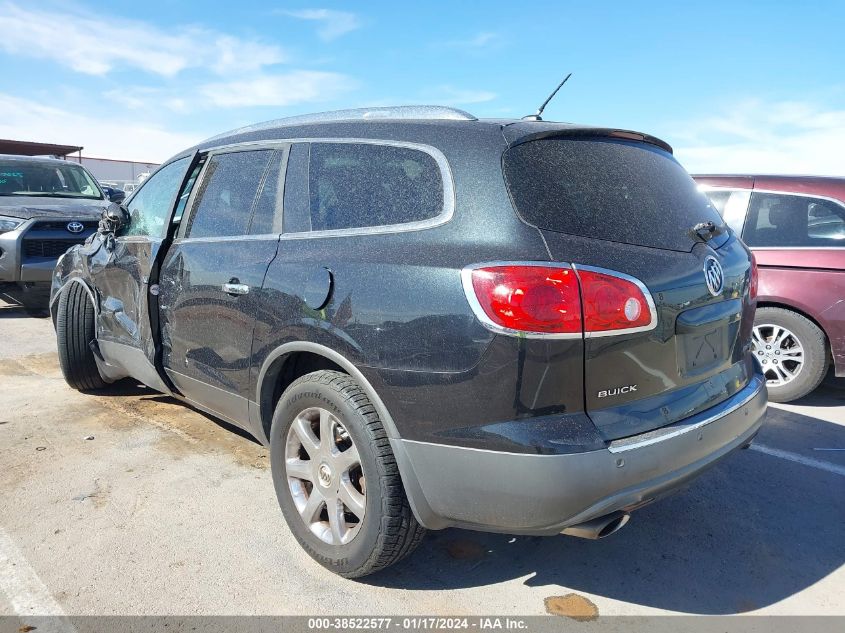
left=69, top=155, right=160, bottom=190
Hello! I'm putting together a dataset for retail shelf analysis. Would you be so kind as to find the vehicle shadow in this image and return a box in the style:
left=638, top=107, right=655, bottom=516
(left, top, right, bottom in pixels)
left=365, top=409, right=845, bottom=614
left=95, top=380, right=263, bottom=446
left=0, top=299, right=48, bottom=319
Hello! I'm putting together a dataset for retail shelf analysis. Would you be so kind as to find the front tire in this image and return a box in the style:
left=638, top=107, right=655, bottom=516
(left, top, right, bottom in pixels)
left=269, top=370, right=425, bottom=578
left=56, top=283, right=107, bottom=392
left=752, top=307, right=827, bottom=403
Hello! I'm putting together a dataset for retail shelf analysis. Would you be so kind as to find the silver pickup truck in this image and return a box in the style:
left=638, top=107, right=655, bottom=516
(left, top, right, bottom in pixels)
left=0, top=154, right=106, bottom=311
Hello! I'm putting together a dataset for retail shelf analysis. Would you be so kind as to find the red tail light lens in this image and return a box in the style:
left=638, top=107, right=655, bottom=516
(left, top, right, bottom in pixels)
left=465, top=265, right=582, bottom=334
left=749, top=251, right=759, bottom=300
left=577, top=269, right=654, bottom=332
left=463, top=263, right=657, bottom=337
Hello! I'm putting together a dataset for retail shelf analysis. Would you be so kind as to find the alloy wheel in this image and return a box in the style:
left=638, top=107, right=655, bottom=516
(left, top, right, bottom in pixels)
left=752, top=323, right=805, bottom=387
left=285, top=407, right=366, bottom=545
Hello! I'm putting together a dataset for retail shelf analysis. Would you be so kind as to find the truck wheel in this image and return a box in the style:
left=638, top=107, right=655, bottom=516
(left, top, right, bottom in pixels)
left=752, top=307, right=827, bottom=403
left=270, top=370, right=425, bottom=578
left=56, top=283, right=107, bottom=392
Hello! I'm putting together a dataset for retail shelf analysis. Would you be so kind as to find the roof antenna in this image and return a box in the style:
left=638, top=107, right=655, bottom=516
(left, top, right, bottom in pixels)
left=522, top=73, right=572, bottom=121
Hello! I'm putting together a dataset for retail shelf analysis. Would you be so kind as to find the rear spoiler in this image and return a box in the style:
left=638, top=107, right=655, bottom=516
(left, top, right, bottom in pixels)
left=503, top=126, right=673, bottom=154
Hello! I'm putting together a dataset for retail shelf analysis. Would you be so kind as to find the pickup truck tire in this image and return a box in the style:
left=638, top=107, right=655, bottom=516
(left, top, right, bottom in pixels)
left=270, top=370, right=426, bottom=578
left=56, top=283, right=108, bottom=392
left=753, top=307, right=827, bottom=403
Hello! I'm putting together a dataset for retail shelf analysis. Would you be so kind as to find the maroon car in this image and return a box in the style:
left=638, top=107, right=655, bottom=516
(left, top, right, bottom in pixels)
left=695, top=175, right=845, bottom=402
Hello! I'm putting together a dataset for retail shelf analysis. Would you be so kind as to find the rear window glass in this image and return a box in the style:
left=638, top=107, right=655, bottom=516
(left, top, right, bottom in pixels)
left=307, top=143, right=443, bottom=231
left=503, top=138, right=724, bottom=252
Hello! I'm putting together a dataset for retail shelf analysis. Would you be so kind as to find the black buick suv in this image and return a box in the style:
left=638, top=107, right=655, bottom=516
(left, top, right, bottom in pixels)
left=51, top=106, right=767, bottom=577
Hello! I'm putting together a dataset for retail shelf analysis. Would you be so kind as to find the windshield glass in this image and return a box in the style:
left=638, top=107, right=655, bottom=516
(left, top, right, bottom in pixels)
left=0, top=160, right=103, bottom=199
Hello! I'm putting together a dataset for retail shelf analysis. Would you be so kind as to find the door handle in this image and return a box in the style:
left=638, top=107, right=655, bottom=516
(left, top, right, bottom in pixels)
left=222, top=281, right=250, bottom=296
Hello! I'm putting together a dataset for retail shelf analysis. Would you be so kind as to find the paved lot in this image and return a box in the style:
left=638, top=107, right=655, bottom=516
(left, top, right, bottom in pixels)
left=0, top=297, right=843, bottom=618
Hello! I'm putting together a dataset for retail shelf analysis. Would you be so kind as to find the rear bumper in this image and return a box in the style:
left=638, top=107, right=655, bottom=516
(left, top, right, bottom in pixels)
left=393, top=374, right=767, bottom=534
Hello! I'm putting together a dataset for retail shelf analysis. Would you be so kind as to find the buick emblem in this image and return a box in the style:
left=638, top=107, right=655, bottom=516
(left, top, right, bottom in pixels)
left=66, top=221, right=85, bottom=234
left=704, top=256, right=724, bottom=297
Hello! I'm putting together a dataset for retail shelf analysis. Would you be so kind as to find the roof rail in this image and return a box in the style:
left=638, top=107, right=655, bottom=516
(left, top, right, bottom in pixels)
left=204, top=105, right=477, bottom=143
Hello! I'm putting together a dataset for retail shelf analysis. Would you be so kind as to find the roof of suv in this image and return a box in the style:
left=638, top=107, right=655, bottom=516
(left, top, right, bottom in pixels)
left=194, top=105, right=673, bottom=156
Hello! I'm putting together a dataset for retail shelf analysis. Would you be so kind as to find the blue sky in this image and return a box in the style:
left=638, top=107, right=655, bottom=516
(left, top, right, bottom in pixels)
left=1, top=0, right=843, bottom=174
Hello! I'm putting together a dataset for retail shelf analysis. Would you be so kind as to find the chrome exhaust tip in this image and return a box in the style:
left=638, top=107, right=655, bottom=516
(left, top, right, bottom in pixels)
left=561, top=511, right=630, bottom=539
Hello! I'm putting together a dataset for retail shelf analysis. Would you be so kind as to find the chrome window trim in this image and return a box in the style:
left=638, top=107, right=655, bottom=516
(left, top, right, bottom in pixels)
left=171, top=233, right=280, bottom=245
left=459, top=261, right=658, bottom=340
left=749, top=246, right=845, bottom=251
left=571, top=264, right=659, bottom=338
left=751, top=188, right=845, bottom=209
left=198, top=137, right=455, bottom=240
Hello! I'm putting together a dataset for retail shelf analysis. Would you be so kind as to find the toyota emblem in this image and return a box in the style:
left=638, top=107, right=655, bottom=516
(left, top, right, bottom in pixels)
left=704, top=256, right=724, bottom=297
left=67, top=221, right=84, bottom=234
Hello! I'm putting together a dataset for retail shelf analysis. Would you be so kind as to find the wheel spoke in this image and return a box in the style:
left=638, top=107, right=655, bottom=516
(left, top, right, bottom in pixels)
left=338, top=480, right=366, bottom=520
left=771, top=363, right=791, bottom=383
left=319, top=409, right=334, bottom=451
left=286, top=405, right=367, bottom=546
left=769, top=326, right=784, bottom=347
left=328, top=498, right=346, bottom=543
left=286, top=458, right=313, bottom=483
left=292, top=415, right=320, bottom=458
left=781, top=346, right=804, bottom=358
left=300, top=488, right=325, bottom=523
left=334, top=443, right=360, bottom=473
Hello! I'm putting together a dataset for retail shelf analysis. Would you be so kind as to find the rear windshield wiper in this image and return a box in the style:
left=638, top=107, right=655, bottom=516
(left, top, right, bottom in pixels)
left=690, top=221, right=724, bottom=242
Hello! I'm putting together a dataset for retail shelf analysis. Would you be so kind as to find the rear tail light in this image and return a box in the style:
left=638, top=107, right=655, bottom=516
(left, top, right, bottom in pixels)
left=577, top=268, right=654, bottom=332
left=463, top=265, right=582, bottom=335
left=749, top=251, right=759, bottom=300
left=462, top=263, right=656, bottom=337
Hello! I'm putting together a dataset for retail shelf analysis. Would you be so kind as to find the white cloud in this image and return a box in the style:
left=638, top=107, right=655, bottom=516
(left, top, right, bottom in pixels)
left=440, top=31, right=502, bottom=51
left=200, top=70, right=358, bottom=107
left=670, top=99, right=845, bottom=176
left=428, top=85, right=497, bottom=105
left=0, top=1, right=284, bottom=77
left=0, top=93, right=203, bottom=162
left=278, top=8, right=361, bottom=41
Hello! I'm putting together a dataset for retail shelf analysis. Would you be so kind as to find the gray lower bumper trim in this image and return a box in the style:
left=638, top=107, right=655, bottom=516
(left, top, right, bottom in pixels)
left=394, top=376, right=767, bottom=534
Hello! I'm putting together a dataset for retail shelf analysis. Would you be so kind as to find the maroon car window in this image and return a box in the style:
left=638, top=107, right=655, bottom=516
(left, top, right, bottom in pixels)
left=743, top=192, right=845, bottom=247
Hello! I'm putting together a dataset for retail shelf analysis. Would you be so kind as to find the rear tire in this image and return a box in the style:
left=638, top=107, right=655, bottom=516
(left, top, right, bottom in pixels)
left=56, top=283, right=107, bottom=392
left=269, top=370, right=425, bottom=578
left=753, top=307, right=827, bottom=403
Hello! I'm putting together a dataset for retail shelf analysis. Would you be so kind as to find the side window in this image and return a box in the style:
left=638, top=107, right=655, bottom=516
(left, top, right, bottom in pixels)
left=701, top=188, right=751, bottom=234
left=173, top=159, right=204, bottom=224
left=186, top=150, right=273, bottom=238
left=703, top=189, right=731, bottom=215
left=248, top=150, right=285, bottom=235
left=306, top=142, right=444, bottom=232
left=123, top=157, right=189, bottom=238
left=743, top=192, right=845, bottom=247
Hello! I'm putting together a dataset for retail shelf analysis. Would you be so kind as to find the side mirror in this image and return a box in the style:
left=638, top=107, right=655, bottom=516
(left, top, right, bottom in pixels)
left=99, top=202, right=130, bottom=234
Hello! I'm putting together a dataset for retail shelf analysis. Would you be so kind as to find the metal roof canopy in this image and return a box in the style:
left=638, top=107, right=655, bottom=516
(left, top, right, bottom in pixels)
left=0, top=139, right=83, bottom=157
